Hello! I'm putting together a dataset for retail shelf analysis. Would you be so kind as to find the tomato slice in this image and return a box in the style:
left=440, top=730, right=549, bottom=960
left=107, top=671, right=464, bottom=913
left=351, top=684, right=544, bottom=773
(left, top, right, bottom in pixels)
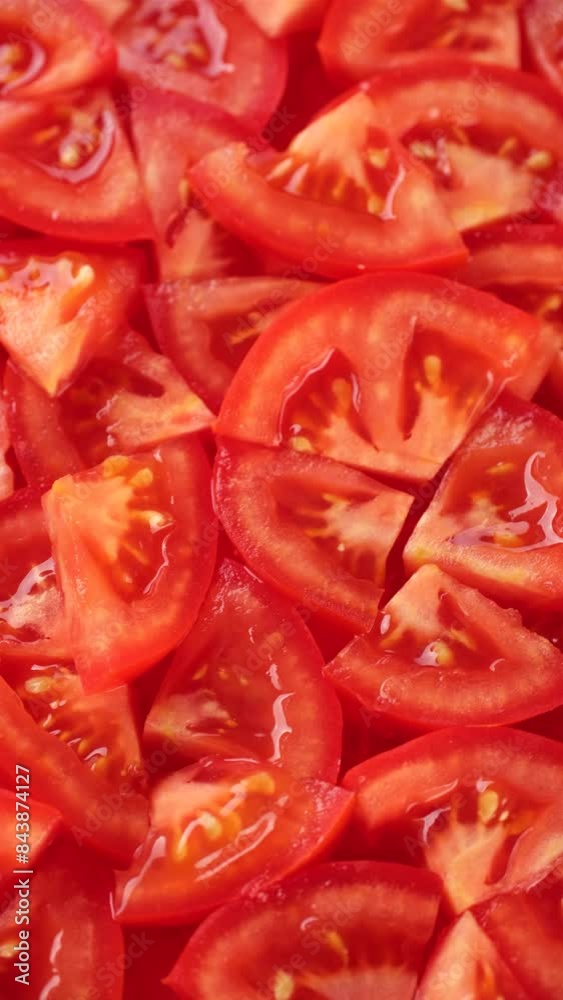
left=43, top=440, right=217, bottom=691
left=168, top=861, right=441, bottom=999
left=525, top=0, right=563, bottom=99
left=418, top=911, right=528, bottom=999
left=114, top=757, right=353, bottom=925
left=0, top=89, right=153, bottom=242
left=0, top=0, right=116, bottom=99
left=0, top=675, right=147, bottom=862
left=145, top=558, right=343, bottom=781
left=5, top=330, right=213, bottom=486
left=319, top=0, right=522, bottom=85
left=0, top=242, right=141, bottom=396
left=145, top=276, right=319, bottom=412
left=189, top=91, right=466, bottom=278
left=364, top=55, right=563, bottom=232
left=0, top=788, right=59, bottom=893
left=115, top=0, right=288, bottom=132
left=215, top=272, right=548, bottom=482
left=130, top=91, right=255, bottom=281
left=242, top=0, right=328, bottom=36
left=405, top=394, right=563, bottom=611
left=343, top=726, right=563, bottom=912
left=476, top=877, right=563, bottom=999
left=0, top=840, right=124, bottom=1000
left=326, top=563, right=563, bottom=730
left=214, top=440, right=413, bottom=633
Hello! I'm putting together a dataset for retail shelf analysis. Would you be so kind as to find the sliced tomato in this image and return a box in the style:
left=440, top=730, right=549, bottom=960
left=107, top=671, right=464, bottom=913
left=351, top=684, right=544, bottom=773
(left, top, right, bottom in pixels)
left=115, top=0, right=288, bottom=132
left=168, top=861, right=441, bottom=999
left=0, top=675, right=147, bottom=862
left=476, top=877, right=563, bottom=999
left=144, top=559, right=342, bottom=781
left=213, top=440, right=413, bottom=633
left=215, top=272, right=547, bottom=482
left=405, top=394, right=563, bottom=611
left=43, top=439, right=217, bottom=691
left=243, top=0, right=328, bottom=36
left=0, top=0, right=116, bottom=99
left=0, top=89, right=153, bottom=242
left=0, top=839, right=124, bottom=1000
left=189, top=91, right=466, bottom=278
left=0, top=242, right=141, bottom=395
left=326, top=563, right=563, bottom=730
left=525, top=0, right=563, bottom=98
left=5, top=330, right=212, bottom=485
left=0, top=788, right=59, bottom=893
left=145, top=276, right=319, bottom=412
left=418, top=911, right=528, bottom=999
left=114, top=757, right=353, bottom=925
left=0, top=395, right=13, bottom=501
left=320, top=0, right=522, bottom=85
left=344, top=726, right=563, bottom=912
left=130, top=91, right=255, bottom=281
left=363, top=55, right=563, bottom=232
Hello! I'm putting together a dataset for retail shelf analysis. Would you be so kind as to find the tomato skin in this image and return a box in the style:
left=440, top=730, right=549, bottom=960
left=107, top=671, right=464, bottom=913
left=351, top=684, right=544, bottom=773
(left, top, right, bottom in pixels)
left=116, top=0, right=288, bottom=132
left=144, top=558, right=343, bottom=781
left=167, top=861, right=442, bottom=1000
left=325, top=563, right=563, bottom=731
left=0, top=0, right=117, bottom=100
left=213, top=439, right=413, bottom=633
left=0, top=90, right=153, bottom=242
left=113, top=757, right=354, bottom=926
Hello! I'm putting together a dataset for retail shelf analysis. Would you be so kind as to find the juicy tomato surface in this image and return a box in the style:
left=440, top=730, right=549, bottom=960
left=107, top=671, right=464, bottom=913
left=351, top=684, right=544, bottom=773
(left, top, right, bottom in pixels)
left=525, top=0, right=563, bottom=98
left=242, top=0, right=329, bottom=37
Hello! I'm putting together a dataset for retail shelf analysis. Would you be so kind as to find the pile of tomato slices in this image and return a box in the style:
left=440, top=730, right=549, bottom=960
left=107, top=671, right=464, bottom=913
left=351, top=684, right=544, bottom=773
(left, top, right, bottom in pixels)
left=4, top=0, right=563, bottom=997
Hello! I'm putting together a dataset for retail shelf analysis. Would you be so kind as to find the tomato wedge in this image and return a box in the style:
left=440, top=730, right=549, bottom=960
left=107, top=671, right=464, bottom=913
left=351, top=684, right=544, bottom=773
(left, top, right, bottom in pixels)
left=168, top=861, right=441, bottom=999
left=43, top=440, right=217, bottom=691
left=326, top=563, right=563, bottom=730
left=0, top=789, right=59, bottom=893
left=115, top=0, right=288, bottom=132
left=214, top=440, right=413, bottom=633
left=525, top=0, right=563, bottom=99
left=418, top=911, right=528, bottom=999
left=0, top=0, right=116, bottom=99
left=363, top=55, right=563, bottom=232
left=0, top=89, right=152, bottom=242
left=0, top=675, right=147, bottom=862
left=145, top=559, right=342, bottom=780
left=215, top=273, right=548, bottom=482
left=113, top=757, right=353, bottom=925
left=0, top=242, right=141, bottom=396
left=189, top=91, right=466, bottom=278
left=319, top=0, right=522, bottom=85
left=242, top=0, right=328, bottom=36
left=145, top=276, right=319, bottom=412
left=130, top=91, right=255, bottom=281
left=0, top=840, right=124, bottom=1000
left=405, top=394, right=563, bottom=611
left=344, top=726, right=563, bottom=912
left=6, top=330, right=212, bottom=486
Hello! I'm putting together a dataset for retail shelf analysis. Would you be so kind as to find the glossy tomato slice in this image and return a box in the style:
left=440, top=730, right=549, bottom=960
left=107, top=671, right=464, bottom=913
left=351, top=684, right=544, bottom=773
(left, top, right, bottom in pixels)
left=0, top=89, right=152, bottom=242
left=242, top=0, right=328, bottom=36
left=326, top=563, right=563, bottom=730
left=216, top=273, right=547, bottom=482
left=364, top=55, right=563, bottom=232
left=0, top=242, right=141, bottom=396
left=189, top=91, right=466, bottom=278
left=115, top=0, right=288, bottom=132
left=145, top=276, right=319, bottom=412
left=0, top=675, right=147, bottom=862
left=168, top=861, right=441, bottom=999
left=319, top=0, right=522, bottom=85
left=0, top=789, right=59, bottom=894
left=344, top=727, right=563, bottom=912
left=114, top=757, right=353, bottom=925
left=418, top=911, right=528, bottom=999
left=43, top=440, right=217, bottom=691
left=144, top=559, right=342, bottom=781
left=130, top=91, right=255, bottom=281
left=525, top=0, right=563, bottom=99
left=214, top=440, right=413, bottom=633
left=405, top=394, right=563, bottom=611
left=5, top=330, right=212, bottom=485
left=0, top=0, right=116, bottom=99
left=0, top=840, right=124, bottom=1000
